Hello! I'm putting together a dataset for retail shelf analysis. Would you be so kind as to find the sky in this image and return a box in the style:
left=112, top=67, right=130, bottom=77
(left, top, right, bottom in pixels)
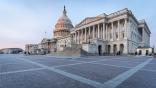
left=0, top=0, right=156, bottom=49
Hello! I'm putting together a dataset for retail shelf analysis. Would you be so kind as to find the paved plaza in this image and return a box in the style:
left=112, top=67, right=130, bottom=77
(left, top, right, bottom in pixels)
left=0, top=54, right=156, bottom=88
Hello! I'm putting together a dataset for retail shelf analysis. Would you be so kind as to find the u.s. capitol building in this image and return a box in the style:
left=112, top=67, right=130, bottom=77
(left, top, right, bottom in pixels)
left=25, top=6, right=153, bottom=56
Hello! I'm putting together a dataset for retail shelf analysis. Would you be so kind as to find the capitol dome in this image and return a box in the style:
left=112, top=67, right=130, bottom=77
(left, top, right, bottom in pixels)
left=53, top=6, right=74, bottom=38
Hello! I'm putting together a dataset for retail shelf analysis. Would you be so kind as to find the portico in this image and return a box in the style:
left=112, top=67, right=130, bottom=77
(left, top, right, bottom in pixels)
left=72, top=15, right=129, bottom=55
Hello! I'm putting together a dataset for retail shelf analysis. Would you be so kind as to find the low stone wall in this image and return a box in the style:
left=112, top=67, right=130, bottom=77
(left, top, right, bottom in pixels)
left=80, top=49, right=98, bottom=56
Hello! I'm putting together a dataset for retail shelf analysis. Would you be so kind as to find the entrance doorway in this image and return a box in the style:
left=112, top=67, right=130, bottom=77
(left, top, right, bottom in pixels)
left=120, top=44, right=124, bottom=55
left=98, top=45, right=102, bottom=55
left=139, top=50, right=142, bottom=55
left=106, top=45, right=110, bottom=55
left=113, top=44, right=117, bottom=55
left=146, top=50, right=149, bottom=55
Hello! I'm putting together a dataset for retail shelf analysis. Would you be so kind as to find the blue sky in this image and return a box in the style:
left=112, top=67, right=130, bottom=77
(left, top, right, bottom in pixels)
left=0, top=0, right=156, bottom=49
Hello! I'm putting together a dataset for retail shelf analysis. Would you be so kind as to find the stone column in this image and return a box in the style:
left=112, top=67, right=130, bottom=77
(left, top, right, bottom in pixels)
left=93, top=25, right=95, bottom=39
left=100, top=24, right=102, bottom=39
left=106, top=24, right=108, bottom=41
left=75, top=31, right=77, bottom=44
left=98, top=24, right=100, bottom=38
left=79, top=30, right=80, bottom=44
left=118, top=20, right=120, bottom=40
left=81, top=29, right=83, bottom=44
left=103, top=23, right=105, bottom=40
left=124, top=18, right=127, bottom=39
left=85, top=28, right=87, bottom=43
left=111, top=45, right=114, bottom=54
left=77, top=30, right=80, bottom=44
left=73, top=34, right=75, bottom=44
left=83, top=29, right=84, bottom=43
left=89, top=27, right=91, bottom=43
left=111, top=22, right=114, bottom=40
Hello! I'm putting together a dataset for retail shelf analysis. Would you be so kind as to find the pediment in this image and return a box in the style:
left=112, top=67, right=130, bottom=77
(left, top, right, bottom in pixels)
left=75, top=17, right=103, bottom=28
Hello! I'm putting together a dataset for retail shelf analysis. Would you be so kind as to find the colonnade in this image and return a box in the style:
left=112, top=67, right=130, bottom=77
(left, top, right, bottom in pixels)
left=72, top=18, right=128, bottom=44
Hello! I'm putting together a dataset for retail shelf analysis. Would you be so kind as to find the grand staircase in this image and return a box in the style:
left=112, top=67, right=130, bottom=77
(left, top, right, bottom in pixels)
left=49, top=44, right=98, bottom=56
left=63, top=44, right=82, bottom=56
left=50, top=44, right=82, bottom=57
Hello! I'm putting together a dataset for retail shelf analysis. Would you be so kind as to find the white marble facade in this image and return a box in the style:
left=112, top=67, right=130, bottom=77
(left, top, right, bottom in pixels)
left=68, top=8, right=151, bottom=55
left=25, top=6, right=151, bottom=55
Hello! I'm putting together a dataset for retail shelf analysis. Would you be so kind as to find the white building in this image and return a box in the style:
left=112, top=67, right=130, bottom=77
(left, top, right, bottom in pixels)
left=25, top=6, right=152, bottom=56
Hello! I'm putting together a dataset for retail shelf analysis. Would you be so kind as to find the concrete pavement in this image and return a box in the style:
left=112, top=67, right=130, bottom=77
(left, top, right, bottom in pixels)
left=0, top=54, right=155, bottom=88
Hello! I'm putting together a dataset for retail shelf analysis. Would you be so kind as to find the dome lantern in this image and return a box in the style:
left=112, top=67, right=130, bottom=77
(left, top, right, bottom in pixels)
left=63, top=5, right=67, bottom=16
